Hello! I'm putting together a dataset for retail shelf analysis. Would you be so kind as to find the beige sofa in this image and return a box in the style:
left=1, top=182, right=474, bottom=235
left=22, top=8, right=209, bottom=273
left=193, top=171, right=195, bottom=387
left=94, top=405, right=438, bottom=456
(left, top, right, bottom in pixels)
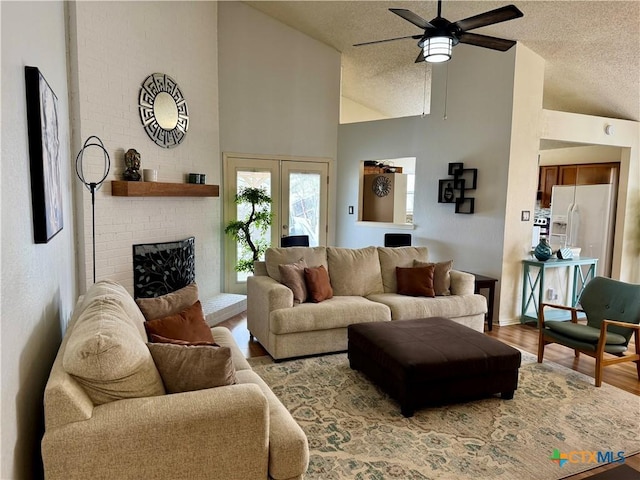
left=42, top=280, right=308, bottom=480
left=247, top=246, right=488, bottom=360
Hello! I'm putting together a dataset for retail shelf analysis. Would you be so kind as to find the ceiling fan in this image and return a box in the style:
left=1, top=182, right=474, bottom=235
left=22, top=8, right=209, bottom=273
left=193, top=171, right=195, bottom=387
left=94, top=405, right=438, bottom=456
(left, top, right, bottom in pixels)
left=354, top=0, right=523, bottom=63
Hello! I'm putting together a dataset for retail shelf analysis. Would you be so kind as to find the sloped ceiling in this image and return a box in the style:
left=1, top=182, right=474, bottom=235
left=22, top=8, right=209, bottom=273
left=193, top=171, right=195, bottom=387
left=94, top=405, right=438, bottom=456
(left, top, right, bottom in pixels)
left=246, top=1, right=640, bottom=122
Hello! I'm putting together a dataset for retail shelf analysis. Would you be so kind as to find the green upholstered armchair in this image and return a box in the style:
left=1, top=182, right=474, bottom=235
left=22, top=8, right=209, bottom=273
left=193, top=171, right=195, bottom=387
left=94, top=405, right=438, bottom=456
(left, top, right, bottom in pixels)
left=537, top=276, right=640, bottom=387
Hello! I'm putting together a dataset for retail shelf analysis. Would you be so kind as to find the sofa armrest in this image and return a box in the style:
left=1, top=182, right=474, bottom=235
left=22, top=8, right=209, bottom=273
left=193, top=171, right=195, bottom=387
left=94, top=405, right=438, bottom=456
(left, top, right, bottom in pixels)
left=42, top=383, right=269, bottom=480
left=247, top=275, right=294, bottom=349
left=450, top=270, right=475, bottom=295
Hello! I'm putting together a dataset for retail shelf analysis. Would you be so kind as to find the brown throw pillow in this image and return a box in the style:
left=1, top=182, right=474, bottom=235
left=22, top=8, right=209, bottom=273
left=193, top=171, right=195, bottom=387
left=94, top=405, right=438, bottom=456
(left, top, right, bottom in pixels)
left=147, top=343, right=237, bottom=393
left=144, top=301, right=215, bottom=343
left=279, top=258, right=308, bottom=304
left=396, top=265, right=436, bottom=297
left=136, top=283, right=199, bottom=320
left=414, top=260, right=453, bottom=296
left=149, top=334, right=217, bottom=347
left=304, top=265, right=333, bottom=303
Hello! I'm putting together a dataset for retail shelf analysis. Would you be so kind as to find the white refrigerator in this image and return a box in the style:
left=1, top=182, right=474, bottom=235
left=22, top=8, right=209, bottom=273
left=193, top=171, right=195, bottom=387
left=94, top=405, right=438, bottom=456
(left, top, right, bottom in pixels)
left=549, top=184, right=616, bottom=277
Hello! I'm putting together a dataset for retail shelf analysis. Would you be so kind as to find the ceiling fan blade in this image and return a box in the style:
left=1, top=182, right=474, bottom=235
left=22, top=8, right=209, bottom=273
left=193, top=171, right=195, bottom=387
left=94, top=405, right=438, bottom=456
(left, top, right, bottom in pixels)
left=454, top=5, right=523, bottom=32
left=415, top=51, right=426, bottom=63
left=353, top=34, right=422, bottom=47
left=458, top=32, right=517, bottom=51
left=389, top=8, right=434, bottom=30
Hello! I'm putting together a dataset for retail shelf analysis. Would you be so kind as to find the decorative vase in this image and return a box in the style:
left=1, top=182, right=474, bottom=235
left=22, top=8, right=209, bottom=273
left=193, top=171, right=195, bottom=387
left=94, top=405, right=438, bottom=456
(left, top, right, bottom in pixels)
left=534, top=238, right=553, bottom=261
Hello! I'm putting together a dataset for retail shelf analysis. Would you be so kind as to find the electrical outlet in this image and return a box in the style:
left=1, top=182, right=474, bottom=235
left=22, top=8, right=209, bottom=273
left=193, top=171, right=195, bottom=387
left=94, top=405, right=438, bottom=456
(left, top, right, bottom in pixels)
left=547, top=288, right=555, bottom=301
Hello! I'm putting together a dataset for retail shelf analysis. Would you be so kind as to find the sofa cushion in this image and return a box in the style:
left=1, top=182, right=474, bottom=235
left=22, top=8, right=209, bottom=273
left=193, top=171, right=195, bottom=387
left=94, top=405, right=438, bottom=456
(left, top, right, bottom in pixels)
left=327, top=246, right=383, bottom=296
left=304, top=265, right=333, bottom=302
left=148, top=343, right=237, bottom=393
left=377, top=247, right=429, bottom=293
left=135, top=283, right=199, bottom=320
left=279, top=258, right=308, bottom=304
left=367, top=292, right=487, bottom=322
left=270, top=296, right=391, bottom=335
left=63, top=296, right=166, bottom=405
left=211, top=326, right=252, bottom=371
left=414, top=259, right=453, bottom=296
left=265, top=247, right=327, bottom=283
left=144, top=301, right=215, bottom=343
left=396, top=265, right=436, bottom=297
left=75, top=280, right=148, bottom=339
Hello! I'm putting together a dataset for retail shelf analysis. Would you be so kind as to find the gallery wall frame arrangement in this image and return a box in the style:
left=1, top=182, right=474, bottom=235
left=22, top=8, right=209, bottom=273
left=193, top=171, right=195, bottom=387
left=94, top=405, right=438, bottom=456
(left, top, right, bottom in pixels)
left=438, top=162, right=477, bottom=214
left=25, top=66, right=63, bottom=243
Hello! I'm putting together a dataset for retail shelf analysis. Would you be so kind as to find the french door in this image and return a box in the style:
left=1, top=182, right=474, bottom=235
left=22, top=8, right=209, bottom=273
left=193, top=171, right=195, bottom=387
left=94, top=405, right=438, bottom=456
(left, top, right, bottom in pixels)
left=223, top=153, right=329, bottom=293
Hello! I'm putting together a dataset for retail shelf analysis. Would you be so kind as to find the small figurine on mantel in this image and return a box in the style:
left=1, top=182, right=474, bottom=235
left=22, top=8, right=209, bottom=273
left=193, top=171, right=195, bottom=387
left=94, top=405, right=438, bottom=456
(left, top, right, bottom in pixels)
left=123, top=148, right=141, bottom=181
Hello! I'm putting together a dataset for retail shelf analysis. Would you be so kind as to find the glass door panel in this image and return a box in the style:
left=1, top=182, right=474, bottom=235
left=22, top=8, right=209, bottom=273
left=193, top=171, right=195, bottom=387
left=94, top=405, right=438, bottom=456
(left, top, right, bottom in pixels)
left=223, top=157, right=279, bottom=294
left=281, top=161, right=328, bottom=247
left=235, top=170, right=272, bottom=283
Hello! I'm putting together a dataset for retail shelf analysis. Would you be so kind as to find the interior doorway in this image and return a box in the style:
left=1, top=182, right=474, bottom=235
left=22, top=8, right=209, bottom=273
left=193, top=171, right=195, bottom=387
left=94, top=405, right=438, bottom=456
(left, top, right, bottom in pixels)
left=223, top=153, right=329, bottom=293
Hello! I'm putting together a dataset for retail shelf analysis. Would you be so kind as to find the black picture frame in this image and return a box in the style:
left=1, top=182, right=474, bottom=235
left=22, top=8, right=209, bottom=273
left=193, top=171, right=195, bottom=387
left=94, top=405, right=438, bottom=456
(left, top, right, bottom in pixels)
left=455, top=197, right=475, bottom=214
left=25, top=66, right=63, bottom=243
left=438, top=179, right=456, bottom=203
left=448, top=162, right=463, bottom=176
left=457, top=168, right=478, bottom=190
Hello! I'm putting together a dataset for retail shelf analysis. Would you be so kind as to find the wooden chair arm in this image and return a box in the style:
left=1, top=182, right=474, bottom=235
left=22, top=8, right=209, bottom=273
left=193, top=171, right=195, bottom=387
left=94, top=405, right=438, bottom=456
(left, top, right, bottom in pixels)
left=596, top=319, right=640, bottom=356
left=539, top=303, right=585, bottom=328
left=601, top=319, right=640, bottom=331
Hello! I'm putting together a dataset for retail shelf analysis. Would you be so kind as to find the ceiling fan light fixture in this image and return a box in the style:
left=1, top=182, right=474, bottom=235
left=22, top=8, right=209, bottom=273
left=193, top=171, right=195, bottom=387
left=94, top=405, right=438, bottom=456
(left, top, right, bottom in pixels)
left=422, top=36, right=452, bottom=63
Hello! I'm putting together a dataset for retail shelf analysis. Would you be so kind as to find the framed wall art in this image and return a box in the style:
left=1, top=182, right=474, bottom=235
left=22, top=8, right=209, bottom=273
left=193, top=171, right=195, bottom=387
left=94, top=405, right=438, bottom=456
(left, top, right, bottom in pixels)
left=25, top=66, right=63, bottom=243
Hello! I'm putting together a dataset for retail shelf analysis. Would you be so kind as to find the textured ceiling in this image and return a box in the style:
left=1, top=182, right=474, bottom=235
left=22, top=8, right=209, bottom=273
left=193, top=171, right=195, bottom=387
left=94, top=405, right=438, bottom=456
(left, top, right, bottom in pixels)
left=246, top=1, right=640, bottom=122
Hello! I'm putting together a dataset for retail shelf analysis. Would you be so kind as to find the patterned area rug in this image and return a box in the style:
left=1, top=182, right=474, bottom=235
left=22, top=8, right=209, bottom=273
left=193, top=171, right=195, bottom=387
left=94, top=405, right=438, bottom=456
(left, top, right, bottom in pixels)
left=249, top=351, right=640, bottom=480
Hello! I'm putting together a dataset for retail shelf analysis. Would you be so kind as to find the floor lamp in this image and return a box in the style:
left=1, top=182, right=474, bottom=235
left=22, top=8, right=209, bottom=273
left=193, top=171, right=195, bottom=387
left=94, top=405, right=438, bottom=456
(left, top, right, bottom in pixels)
left=75, top=136, right=110, bottom=283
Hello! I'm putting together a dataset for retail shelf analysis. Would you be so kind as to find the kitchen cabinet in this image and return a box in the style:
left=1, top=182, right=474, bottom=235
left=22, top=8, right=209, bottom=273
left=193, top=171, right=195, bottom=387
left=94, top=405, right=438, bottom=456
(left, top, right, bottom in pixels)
left=538, top=163, right=618, bottom=208
left=538, top=166, right=558, bottom=208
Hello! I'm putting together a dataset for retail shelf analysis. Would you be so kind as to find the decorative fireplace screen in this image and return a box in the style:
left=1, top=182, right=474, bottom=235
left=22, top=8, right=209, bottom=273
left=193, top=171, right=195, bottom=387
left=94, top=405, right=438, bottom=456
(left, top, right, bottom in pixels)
left=133, top=237, right=195, bottom=298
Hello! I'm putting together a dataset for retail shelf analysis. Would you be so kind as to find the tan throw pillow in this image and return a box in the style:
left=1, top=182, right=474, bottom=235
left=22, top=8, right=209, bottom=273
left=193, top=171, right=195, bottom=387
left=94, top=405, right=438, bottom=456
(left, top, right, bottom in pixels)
left=326, top=246, right=383, bottom=296
left=63, top=297, right=165, bottom=405
left=144, top=301, right=215, bottom=343
left=136, top=283, right=199, bottom=321
left=414, top=260, right=453, bottom=296
left=148, top=343, right=237, bottom=393
left=304, top=265, right=333, bottom=303
left=396, top=265, right=436, bottom=297
left=279, top=258, right=308, bottom=304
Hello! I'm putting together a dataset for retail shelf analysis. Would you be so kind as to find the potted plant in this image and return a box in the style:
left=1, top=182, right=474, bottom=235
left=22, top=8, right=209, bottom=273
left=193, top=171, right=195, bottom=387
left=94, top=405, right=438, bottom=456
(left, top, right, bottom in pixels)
left=225, top=187, right=273, bottom=273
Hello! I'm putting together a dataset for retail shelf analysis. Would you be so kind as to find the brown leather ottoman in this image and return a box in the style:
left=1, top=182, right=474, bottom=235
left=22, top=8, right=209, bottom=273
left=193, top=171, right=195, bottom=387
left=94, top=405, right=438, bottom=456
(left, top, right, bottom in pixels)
left=348, top=317, right=521, bottom=417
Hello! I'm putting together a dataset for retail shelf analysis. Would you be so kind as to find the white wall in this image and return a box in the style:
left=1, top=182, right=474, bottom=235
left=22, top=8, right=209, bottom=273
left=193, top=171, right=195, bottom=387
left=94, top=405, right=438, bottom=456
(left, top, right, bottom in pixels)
left=1, top=2, right=76, bottom=478
left=498, top=45, right=545, bottom=324
left=539, top=145, right=623, bottom=166
left=68, top=1, right=221, bottom=296
left=341, top=96, right=388, bottom=124
left=336, top=44, right=517, bottom=280
left=218, top=2, right=340, bottom=159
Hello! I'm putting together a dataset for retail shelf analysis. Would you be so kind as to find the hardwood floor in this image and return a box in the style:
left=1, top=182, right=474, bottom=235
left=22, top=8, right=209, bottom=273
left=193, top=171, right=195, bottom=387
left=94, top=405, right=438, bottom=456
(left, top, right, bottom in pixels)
left=217, top=313, right=640, bottom=478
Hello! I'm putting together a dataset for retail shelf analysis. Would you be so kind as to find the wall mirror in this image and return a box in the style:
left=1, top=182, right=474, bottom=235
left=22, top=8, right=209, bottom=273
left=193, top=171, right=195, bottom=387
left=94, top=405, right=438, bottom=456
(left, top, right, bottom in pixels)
left=138, top=73, right=189, bottom=149
left=358, top=157, right=415, bottom=225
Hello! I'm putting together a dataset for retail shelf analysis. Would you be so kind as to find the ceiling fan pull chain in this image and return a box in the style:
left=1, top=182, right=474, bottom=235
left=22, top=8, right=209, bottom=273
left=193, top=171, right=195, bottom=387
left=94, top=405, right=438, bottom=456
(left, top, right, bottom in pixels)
left=443, top=62, right=449, bottom=120
left=421, top=63, right=428, bottom=118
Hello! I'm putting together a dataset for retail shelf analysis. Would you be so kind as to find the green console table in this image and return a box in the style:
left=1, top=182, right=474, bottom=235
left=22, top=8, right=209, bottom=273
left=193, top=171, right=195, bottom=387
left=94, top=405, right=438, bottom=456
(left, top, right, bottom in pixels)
left=520, top=257, right=598, bottom=325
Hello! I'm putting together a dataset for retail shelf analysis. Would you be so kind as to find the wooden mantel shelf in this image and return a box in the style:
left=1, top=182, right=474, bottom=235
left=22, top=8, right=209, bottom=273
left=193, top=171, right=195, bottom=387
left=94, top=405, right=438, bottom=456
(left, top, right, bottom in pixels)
left=111, top=181, right=219, bottom=197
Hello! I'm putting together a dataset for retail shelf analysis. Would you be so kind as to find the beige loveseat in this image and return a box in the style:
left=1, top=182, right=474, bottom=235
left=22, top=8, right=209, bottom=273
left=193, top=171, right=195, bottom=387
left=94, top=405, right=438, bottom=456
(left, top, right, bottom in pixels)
left=42, top=280, right=308, bottom=480
left=247, top=246, right=488, bottom=360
